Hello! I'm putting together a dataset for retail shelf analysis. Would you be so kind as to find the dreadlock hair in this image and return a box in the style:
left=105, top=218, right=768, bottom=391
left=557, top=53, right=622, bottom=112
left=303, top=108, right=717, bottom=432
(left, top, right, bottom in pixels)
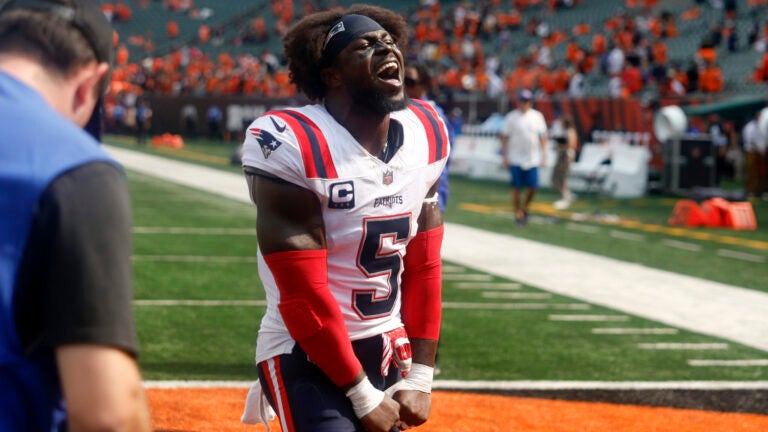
left=283, top=4, right=409, bottom=102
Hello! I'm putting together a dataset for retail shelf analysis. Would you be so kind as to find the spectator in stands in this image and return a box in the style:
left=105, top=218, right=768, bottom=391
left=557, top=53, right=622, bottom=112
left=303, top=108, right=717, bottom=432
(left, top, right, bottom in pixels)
left=500, top=88, right=549, bottom=225
left=699, top=60, right=724, bottom=93
left=551, top=114, right=578, bottom=209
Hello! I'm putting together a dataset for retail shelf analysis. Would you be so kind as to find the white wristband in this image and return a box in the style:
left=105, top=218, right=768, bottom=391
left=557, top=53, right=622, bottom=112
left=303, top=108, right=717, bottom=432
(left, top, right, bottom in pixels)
left=345, top=377, right=385, bottom=418
left=384, top=363, right=434, bottom=397
left=402, top=363, right=434, bottom=393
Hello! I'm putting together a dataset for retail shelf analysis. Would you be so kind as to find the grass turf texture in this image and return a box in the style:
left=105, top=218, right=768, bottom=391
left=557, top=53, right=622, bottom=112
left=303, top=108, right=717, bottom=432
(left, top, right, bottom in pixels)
left=127, top=169, right=768, bottom=382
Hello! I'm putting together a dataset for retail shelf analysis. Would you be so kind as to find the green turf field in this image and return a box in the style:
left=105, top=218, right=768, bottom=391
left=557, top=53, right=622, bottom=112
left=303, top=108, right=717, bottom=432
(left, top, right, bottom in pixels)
left=126, top=163, right=768, bottom=383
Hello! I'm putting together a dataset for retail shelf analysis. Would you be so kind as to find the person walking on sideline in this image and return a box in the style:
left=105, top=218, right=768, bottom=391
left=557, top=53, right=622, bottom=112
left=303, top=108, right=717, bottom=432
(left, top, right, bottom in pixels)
left=240, top=5, right=449, bottom=432
left=500, top=88, right=549, bottom=225
left=0, top=1, right=151, bottom=431
left=551, top=114, right=578, bottom=209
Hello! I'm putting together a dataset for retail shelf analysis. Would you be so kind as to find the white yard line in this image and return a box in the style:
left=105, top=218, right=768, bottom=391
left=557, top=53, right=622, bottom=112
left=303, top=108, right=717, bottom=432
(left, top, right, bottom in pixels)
left=454, top=282, right=521, bottom=290
left=717, top=249, right=767, bottom=263
left=132, top=255, right=256, bottom=263
left=549, top=315, right=630, bottom=322
left=637, top=343, right=729, bottom=350
left=135, top=299, right=267, bottom=306
left=481, top=292, right=552, bottom=300
left=107, top=145, right=768, bottom=353
left=591, top=328, right=679, bottom=335
left=443, top=302, right=589, bottom=310
left=134, top=227, right=256, bottom=235
left=688, top=359, right=768, bottom=367
left=441, top=273, right=494, bottom=281
left=609, top=230, right=645, bottom=242
left=661, top=239, right=703, bottom=252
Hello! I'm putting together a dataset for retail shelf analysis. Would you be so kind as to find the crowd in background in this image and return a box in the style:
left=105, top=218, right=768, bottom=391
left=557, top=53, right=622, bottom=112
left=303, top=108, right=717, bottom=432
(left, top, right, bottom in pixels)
left=97, top=0, right=768, bottom=195
left=100, top=0, right=768, bottom=127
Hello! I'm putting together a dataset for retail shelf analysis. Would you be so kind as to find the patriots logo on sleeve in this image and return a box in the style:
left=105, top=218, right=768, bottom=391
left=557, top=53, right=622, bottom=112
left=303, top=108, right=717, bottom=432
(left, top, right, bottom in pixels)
left=248, top=127, right=283, bottom=159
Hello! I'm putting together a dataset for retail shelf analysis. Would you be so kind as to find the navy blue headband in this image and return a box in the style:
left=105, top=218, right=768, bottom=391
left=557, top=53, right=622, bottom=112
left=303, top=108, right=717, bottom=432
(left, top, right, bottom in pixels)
left=321, top=14, right=385, bottom=65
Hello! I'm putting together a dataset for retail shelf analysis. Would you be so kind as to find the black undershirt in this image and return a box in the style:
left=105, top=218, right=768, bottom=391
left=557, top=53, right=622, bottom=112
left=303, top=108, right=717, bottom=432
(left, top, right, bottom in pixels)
left=14, top=162, right=138, bottom=357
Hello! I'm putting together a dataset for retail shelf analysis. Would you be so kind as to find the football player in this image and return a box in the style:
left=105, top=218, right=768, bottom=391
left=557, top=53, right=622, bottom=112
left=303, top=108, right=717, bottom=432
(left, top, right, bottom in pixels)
left=241, top=5, right=449, bottom=432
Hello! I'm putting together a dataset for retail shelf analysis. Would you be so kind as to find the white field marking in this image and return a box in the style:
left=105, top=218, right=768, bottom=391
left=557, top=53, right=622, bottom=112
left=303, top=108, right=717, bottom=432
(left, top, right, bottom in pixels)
left=453, top=282, right=521, bottom=290
left=565, top=223, right=600, bottom=234
left=637, top=343, right=729, bottom=350
left=549, top=315, right=630, bottom=322
left=143, top=380, right=768, bottom=391
left=661, top=239, right=703, bottom=252
left=134, top=299, right=267, bottom=306
left=591, top=328, right=679, bottom=335
left=442, top=224, right=768, bottom=352
left=131, top=255, right=257, bottom=263
left=442, top=265, right=467, bottom=273
left=133, top=227, right=256, bottom=235
left=609, top=230, right=645, bottom=242
left=688, top=359, right=768, bottom=367
left=481, top=292, right=552, bottom=300
left=443, top=302, right=589, bottom=310
left=441, top=273, right=494, bottom=281
left=717, top=249, right=767, bottom=263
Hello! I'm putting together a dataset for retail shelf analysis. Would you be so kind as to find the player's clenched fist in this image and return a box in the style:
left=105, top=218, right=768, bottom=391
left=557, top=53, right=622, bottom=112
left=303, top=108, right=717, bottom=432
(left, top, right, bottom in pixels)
left=360, top=395, right=401, bottom=432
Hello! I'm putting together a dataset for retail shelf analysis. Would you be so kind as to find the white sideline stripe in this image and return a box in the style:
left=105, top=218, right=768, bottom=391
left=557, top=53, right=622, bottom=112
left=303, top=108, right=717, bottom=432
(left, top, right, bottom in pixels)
left=717, top=249, right=767, bottom=263
left=549, top=315, right=629, bottom=322
left=565, top=223, right=600, bottom=234
left=106, top=146, right=251, bottom=203
left=592, top=328, right=679, bottom=335
left=143, top=380, right=768, bottom=391
left=134, top=227, right=256, bottom=235
left=454, top=282, right=521, bottom=290
left=609, top=230, right=645, bottom=242
left=444, top=302, right=589, bottom=310
left=135, top=299, right=267, bottom=306
left=688, top=359, right=768, bottom=367
left=442, top=224, right=768, bottom=352
left=441, top=273, right=494, bottom=281
left=442, top=265, right=466, bottom=273
left=637, top=343, right=729, bottom=350
left=661, top=239, right=702, bottom=252
left=481, top=292, right=552, bottom=300
left=108, top=146, right=768, bottom=353
left=132, top=255, right=256, bottom=263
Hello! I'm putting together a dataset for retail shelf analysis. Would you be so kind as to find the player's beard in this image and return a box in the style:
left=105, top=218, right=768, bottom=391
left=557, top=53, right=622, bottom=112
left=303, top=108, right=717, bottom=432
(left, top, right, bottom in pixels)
left=352, top=87, right=408, bottom=116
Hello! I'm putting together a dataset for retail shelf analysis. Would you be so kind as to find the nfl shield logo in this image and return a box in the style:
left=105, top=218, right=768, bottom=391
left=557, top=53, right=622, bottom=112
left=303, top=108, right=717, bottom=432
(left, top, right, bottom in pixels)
left=382, top=169, right=394, bottom=185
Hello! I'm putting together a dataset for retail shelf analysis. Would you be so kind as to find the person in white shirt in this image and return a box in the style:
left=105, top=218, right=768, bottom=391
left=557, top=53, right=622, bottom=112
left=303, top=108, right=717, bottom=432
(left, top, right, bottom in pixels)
left=742, top=111, right=767, bottom=196
left=500, top=88, right=548, bottom=225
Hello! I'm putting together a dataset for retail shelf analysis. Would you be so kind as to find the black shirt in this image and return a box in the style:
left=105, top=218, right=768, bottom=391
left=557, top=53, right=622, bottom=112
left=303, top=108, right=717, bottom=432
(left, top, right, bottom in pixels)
left=14, top=162, right=138, bottom=357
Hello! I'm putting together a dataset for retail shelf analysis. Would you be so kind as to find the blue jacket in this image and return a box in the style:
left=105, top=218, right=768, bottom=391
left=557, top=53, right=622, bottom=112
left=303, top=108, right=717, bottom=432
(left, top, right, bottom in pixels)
left=0, top=72, right=116, bottom=431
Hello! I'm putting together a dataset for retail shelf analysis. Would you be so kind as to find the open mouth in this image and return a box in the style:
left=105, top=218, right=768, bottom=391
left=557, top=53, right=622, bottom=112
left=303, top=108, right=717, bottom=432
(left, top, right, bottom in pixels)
left=376, top=61, right=401, bottom=85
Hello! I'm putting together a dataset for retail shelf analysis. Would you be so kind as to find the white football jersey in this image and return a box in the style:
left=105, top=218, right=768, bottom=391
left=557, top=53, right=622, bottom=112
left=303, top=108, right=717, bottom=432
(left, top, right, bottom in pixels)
left=242, top=101, right=450, bottom=363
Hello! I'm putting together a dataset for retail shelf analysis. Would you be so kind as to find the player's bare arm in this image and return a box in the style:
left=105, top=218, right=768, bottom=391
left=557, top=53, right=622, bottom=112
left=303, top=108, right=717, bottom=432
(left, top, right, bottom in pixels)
left=245, top=166, right=326, bottom=252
